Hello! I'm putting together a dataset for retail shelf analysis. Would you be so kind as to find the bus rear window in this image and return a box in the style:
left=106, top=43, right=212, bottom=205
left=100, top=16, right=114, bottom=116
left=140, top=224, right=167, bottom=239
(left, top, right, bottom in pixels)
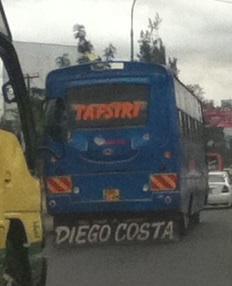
left=67, top=83, right=149, bottom=129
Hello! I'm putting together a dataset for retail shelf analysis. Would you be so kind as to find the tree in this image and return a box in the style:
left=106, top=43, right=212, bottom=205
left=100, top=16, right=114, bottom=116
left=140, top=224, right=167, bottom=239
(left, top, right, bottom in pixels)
left=186, top=84, right=205, bottom=101
left=186, top=84, right=214, bottom=108
left=221, top=100, right=232, bottom=109
left=103, top=44, right=117, bottom=62
left=202, top=100, right=215, bottom=109
left=137, top=13, right=166, bottom=65
left=55, top=53, right=71, bottom=68
left=73, top=24, right=101, bottom=64
left=168, top=57, right=179, bottom=78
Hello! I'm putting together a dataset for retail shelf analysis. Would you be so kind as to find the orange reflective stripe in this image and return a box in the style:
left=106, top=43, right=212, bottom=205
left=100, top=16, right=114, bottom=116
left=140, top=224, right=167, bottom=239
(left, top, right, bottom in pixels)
left=47, top=176, right=72, bottom=193
left=163, top=175, right=176, bottom=189
left=150, top=174, right=177, bottom=191
left=152, top=176, right=166, bottom=189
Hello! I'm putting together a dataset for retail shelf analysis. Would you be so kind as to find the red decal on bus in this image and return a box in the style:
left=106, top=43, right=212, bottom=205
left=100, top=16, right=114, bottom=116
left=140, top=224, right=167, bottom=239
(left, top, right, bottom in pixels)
left=47, top=176, right=72, bottom=193
left=150, top=174, right=177, bottom=191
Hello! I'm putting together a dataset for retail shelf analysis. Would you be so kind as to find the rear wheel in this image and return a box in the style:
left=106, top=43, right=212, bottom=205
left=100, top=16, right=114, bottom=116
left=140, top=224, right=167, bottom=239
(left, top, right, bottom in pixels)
left=190, top=212, right=200, bottom=225
left=179, top=209, right=201, bottom=236
left=179, top=212, right=190, bottom=236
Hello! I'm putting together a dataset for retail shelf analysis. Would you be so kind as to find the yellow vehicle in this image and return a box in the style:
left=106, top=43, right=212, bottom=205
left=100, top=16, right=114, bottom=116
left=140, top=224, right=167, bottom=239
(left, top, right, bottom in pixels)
left=0, top=130, right=45, bottom=286
left=0, top=1, right=46, bottom=285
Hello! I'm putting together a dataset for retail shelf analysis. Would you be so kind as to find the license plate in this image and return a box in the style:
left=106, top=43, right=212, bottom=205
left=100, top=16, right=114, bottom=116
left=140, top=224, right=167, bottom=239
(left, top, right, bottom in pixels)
left=104, top=188, right=120, bottom=201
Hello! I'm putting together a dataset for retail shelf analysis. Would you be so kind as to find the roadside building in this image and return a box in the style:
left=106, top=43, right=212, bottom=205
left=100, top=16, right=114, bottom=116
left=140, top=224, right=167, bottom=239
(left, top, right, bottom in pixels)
left=0, top=41, right=77, bottom=133
left=14, top=41, right=77, bottom=90
left=204, top=107, right=232, bottom=167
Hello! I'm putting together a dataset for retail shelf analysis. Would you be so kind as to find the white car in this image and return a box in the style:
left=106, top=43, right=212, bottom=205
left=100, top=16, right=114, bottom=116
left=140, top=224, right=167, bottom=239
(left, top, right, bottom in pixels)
left=208, top=171, right=232, bottom=207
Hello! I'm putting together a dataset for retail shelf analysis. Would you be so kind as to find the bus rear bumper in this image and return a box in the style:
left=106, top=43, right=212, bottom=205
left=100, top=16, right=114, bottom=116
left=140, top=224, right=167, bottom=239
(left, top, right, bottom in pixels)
left=46, top=192, right=181, bottom=216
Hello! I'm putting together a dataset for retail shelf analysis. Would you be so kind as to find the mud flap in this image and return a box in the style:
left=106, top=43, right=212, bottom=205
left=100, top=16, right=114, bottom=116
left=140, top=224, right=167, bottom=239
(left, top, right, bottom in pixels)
left=53, top=212, right=180, bottom=247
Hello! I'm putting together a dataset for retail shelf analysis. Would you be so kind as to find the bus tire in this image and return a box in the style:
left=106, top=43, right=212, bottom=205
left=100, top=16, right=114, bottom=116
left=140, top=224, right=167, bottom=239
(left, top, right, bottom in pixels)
left=4, top=221, right=31, bottom=286
left=179, top=195, right=193, bottom=236
left=179, top=212, right=190, bottom=236
left=190, top=212, right=200, bottom=225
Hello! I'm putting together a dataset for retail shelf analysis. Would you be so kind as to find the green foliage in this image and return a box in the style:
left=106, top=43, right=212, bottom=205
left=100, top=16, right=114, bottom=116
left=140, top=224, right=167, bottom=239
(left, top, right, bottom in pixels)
left=73, top=24, right=93, bottom=54
left=202, top=100, right=215, bottom=109
left=138, top=33, right=152, bottom=62
left=103, top=44, right=117, bottom=61
left=137, top=13, right=166, bottom=65
left=186, top=84, right=214, bottom=108
left=168, top=57, right=179, bottom=78
left=187, top=84, right=205, bottom=100
left=73, top=24, right=118, bottom=64
left=55, top=53, right=71, bottom=68
left=221, top=100, right=232, bottom=109
left=73, top=24, right=100, bottom=64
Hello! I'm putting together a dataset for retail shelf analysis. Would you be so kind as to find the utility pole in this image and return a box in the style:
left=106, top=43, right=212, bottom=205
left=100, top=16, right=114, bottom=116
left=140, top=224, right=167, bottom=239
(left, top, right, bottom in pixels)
left=130, top=0, right=137, bottom=61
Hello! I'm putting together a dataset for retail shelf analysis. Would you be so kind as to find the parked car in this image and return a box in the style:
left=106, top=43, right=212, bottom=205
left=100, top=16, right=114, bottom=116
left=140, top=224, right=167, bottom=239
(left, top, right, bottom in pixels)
left=208, top=171, right=232, bottom=207
left=223, top=168, right=232, bottom=183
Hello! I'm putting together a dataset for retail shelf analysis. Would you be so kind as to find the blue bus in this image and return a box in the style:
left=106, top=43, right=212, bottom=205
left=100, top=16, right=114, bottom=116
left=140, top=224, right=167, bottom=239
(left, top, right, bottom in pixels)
left=41, top=61, right=208, bottom=246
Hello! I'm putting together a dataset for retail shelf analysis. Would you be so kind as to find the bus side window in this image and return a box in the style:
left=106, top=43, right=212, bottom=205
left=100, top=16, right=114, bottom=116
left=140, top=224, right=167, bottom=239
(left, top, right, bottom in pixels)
left=198, top=122, right=204, bottom=140
left=183, top=113, right=188, bottom=137
left=180, top=111, right=186, bottom=137
left=187, top=116, right=192, bottom=139
left=178, top=110, right=183, bottom=136
left=44, top=98, right=68, bottom=141
left=194, top=120, right=199, bottom=142
left=190, top=117, right=195, bottom=141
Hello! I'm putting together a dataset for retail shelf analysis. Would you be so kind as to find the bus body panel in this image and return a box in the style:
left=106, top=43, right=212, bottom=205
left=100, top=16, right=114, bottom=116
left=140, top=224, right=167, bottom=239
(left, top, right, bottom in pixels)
left=46, top=171, right=181, bottom=215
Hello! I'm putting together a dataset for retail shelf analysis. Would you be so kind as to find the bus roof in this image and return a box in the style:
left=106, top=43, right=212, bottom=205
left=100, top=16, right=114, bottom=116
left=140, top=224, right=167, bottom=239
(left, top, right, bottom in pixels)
left=45, top=61, right=172, bottom=98
left=46, top=61, right=171, bottom=82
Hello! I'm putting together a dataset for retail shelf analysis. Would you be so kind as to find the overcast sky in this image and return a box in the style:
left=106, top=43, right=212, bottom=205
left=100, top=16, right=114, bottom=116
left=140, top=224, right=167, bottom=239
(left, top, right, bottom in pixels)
left=2, top=0, right=232, bottom=105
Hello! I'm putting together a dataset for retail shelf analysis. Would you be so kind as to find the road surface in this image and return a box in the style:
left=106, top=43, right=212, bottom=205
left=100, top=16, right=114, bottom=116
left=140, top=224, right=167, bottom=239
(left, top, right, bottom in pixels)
left=44, top=208, right=232, bottom=286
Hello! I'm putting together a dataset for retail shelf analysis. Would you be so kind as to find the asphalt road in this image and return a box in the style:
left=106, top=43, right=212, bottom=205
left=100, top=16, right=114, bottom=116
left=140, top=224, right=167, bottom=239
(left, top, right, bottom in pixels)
left=44, top=208, right=232, bottom=286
